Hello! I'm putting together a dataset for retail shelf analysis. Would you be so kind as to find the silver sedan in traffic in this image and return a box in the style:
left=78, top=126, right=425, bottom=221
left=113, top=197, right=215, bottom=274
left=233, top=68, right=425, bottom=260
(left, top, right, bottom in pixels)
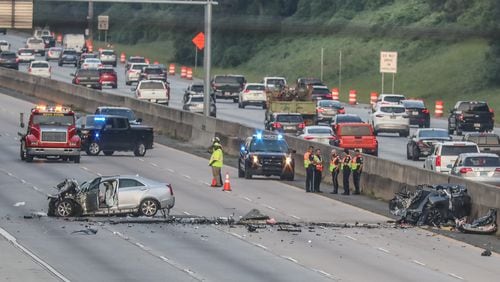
left=48, top=175, right=175, bottom=217
left=450, top=153, right=500, bottom=185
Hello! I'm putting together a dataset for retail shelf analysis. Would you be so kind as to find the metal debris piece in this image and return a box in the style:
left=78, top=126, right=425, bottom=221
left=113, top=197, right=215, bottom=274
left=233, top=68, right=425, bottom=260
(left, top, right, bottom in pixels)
left=71, top=228, right=98, bottom=235
left=278, top=225, right=302, bottom=232
left=481, top=250, right=492, bottom=257
left=240, top=209, right=269, bottom=222
left=247, top=225, right=258, bottom=233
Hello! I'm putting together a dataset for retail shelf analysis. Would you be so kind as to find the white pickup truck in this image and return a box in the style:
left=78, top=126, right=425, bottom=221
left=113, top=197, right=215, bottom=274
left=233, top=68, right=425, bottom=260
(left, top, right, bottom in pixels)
left=133, top=80, right=170, bottom=106
left=423, top=141, right=480, bottom=174
left=26, top=37, right=46, bottom=56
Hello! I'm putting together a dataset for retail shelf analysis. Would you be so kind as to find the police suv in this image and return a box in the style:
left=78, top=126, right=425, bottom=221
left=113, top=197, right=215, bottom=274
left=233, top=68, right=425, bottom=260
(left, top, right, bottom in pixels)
left=238, top=133, right=295, bottom=180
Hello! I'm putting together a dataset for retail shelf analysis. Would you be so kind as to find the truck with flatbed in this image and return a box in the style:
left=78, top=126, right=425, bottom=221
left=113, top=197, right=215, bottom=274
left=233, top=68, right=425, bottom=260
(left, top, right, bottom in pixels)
left=19, top=105, right=81, bottom=163
left=462, top=132, right=500, bottom=156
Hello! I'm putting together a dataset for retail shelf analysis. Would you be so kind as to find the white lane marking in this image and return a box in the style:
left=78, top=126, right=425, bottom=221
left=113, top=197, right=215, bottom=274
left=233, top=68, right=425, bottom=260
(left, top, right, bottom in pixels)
left=183, top=211, right=191, bottom=215
left=81, top=166, right=88, bottom=170
left=377, top=247, right=390, bottom=254
left=13, top=202, right=25, bottom=207
left=7, top=172, right=12, bottom=176
left=313, top=269, right=333, bottom=277
left=20, top=179, right=26, bottom=184
left=159, top=256, right=169, bottom=262
left=253, top=243, right=268, bottom=250
left=138, top=158, right=145, bottom=162
left=230, top=232, right=243, bottom=239
left=448, top=273, right=464, bottom=280
left=412, top=260, right=426, bottom=266
left=265, top=205, right=276, bottom=211
left=0, top=227, right=71, bottom=282
left=243, top=197, right=252, bottom=202
left=290, top=215, right=301, bottom=220
left=32, top=186, right=40, bottom=192
left=167, top=168, right=174, bottom=173
left=96, top=173, right=102, bottom=176
left=281, top=256, right=298, bottom=263
left=203, top=182, right=210, bottom=186
left=135, top=242, right=147, bottom=250
left=344, top=235, right=357, bottom=241
left=183, top=175, right=191, bottom=179
left=150, top=163, right=158, bottom=167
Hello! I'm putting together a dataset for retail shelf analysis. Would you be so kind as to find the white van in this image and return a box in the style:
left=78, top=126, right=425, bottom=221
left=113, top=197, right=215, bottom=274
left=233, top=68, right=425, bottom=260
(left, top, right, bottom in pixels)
left=63, top=34, right=85, bottom=53
left=263, top=76, right=287, bottom=91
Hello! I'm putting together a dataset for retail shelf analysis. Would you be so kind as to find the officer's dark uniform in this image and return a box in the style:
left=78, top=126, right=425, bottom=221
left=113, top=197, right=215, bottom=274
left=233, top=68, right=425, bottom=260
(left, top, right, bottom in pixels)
left=304, top=150, right=315, bottom=192
left=341, top=154, right=352, bottom=195
left=329, top=154, right=340, bottom=194
left=351, top=152, right=363, bottom=195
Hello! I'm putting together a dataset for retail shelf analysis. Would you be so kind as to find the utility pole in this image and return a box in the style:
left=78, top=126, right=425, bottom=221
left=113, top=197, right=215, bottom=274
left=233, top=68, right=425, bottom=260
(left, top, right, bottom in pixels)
left=203, top=0, right=212, bottom=118
left=87, top=0, right=93, bottom=40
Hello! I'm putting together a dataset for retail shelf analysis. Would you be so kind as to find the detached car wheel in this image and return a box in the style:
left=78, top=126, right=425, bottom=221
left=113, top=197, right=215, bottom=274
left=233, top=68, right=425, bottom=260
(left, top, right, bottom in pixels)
left=134, top=142, right=146, bottom=157
left=140, top=199, right=159, bottom=217
left=86, top=142, right=101, bottom=156
left=56, top=199, right=74, bottom=217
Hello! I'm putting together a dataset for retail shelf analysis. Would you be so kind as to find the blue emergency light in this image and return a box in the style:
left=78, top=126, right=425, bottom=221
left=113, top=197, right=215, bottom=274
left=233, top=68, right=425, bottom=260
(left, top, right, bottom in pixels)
left=256, top=132, right=263, bottom=140
left=277, top=134, right=283, bottom=140
left=94, top=116, right=106, bottom=121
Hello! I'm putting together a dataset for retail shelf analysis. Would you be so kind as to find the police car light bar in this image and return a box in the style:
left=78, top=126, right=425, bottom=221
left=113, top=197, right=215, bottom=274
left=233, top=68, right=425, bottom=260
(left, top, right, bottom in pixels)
left=34, top=105, right=71, bottom=113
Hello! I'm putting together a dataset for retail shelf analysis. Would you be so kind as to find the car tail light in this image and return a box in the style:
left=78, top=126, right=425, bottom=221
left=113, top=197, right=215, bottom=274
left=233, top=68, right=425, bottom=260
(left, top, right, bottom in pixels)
left=317, top=107, right=324, bottom=113
left=459, top=167, right=473, bottom=174
left=495, top=168, right=500, bottom=174
left=338, top=108, right=345, bottom=114
left=167, top=184, right=174, bottom=196
left=422, top=109, right=429, bottom=114
left=273, top=122, right=282, bottom=129
left=435, top=155, right=441, bottom=167
left=304, top=136, right=314, bottom=140
left=298, top=122, right=305, bottom=129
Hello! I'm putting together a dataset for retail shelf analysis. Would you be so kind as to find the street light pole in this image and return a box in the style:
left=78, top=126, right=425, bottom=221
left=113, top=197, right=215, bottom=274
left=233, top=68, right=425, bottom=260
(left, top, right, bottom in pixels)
left=87, top=0, right=93, bottom=40
left=203, top=0, right=212, bottom=117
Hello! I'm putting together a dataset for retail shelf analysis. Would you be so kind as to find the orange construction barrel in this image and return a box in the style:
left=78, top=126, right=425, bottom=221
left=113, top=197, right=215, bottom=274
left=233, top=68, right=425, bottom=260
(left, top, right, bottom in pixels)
left=187, top=68, right=193, bottom=80
left=348, top=90, right=357, bottom=105
left=169, top=64, right=175, bottom=76
left=181, top=66, right=187, bottom=78
left=120, top=52, right=126, bottom=63
left=370, top=92, right=378, bottom=106
left=331, top=88, right=339, bottom=101
left=435, top=100, right=444, bottom=117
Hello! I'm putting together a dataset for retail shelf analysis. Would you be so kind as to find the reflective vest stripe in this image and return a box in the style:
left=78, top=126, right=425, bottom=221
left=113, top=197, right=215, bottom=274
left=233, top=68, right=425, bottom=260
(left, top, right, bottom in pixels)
left=329, top=157, right=339, bottom=172
left=304, top=152, right=311, bottom=168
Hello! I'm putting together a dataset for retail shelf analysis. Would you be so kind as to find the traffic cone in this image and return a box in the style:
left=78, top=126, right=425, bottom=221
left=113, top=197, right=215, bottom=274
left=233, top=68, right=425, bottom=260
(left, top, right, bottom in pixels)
left=223, top=173, right=232, bottom=191
left=211, top=177, right=217, bottom=187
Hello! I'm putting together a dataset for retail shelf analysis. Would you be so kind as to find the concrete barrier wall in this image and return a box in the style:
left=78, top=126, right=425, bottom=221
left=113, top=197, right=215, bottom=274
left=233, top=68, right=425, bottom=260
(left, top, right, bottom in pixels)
left=1, top=68, right=498, bottom=233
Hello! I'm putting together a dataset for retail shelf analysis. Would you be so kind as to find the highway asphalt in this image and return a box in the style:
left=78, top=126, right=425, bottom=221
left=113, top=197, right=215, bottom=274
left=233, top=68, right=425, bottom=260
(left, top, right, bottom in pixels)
left=2, top=92, right=500, bottom=281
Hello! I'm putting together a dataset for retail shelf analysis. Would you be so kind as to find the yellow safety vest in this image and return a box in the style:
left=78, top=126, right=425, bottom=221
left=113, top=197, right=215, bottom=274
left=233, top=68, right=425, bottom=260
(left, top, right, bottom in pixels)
left=313, top=155, right=323, bottom=172
left=209, top=148, right=223, bottom=168
left=329, top=156, right=339, bottom=172
left=351, top=156, right=361, bottom=171
left=304, top=152, right=311, bottom=168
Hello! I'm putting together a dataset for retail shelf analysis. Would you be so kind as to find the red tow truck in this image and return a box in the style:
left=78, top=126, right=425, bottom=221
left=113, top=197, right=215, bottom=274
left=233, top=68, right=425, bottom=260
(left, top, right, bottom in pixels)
left=19, top=105, right=81, bottom=163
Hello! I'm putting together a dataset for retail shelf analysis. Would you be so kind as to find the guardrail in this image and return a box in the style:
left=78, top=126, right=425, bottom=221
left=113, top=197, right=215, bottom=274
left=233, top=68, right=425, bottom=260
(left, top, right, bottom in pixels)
left=1, top=68, right=498, bottom=234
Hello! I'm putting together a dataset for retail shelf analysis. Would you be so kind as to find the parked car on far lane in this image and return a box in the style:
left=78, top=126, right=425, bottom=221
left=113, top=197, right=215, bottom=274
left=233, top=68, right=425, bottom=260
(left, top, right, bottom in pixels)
left=450, top=153, right=500, bottom=185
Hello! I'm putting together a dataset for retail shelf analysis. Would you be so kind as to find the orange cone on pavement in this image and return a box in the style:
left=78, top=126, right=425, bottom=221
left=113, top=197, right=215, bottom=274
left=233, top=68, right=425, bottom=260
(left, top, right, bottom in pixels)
left=223, top=173, right=232, bottom=191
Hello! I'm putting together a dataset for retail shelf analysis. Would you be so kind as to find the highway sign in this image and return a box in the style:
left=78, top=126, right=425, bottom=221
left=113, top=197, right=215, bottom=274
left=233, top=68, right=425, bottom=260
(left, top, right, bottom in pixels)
left=380, top=51, right=398, bottom=74
left=0, top=0, right=33, bottom=29
left=98, top=15, right=109, bottom=31
left=192, top=32, right=205, bottom=50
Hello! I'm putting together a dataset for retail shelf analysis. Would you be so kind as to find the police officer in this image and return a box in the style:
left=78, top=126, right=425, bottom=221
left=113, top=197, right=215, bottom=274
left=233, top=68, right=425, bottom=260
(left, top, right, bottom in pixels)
left=351, top=149, right=364, bottom=195
left=209, top=142, right=223, bottom=187
left=329, top=149, right=341, bottom=194
left=304, top=146, right=314, bottom=192
left=312, top=148, right=323, bottom=193
left=341, top=149, right=352, bottom=195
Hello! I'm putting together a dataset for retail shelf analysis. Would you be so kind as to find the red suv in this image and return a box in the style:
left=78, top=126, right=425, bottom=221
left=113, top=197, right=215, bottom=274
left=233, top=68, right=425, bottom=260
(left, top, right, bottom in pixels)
left=99, top=68, right=118, bottom=89
left=331, top=123, right=378, bottom=156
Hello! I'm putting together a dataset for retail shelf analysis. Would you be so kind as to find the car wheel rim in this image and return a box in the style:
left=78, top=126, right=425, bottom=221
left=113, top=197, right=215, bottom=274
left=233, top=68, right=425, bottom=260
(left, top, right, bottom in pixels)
left=138, top=144, right=145, bottom=155
left=90, top=143, right=99, bottom=154
left=57, top=202, right=72, bottom=216
left=141, top=200, right=157, bottom=216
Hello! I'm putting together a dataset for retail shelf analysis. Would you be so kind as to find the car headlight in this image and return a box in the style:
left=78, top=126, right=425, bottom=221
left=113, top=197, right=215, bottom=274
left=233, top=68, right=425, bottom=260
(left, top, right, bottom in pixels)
left=252, top=155, right=259, bottom=164
left=285, top=156, right=292, bottom=165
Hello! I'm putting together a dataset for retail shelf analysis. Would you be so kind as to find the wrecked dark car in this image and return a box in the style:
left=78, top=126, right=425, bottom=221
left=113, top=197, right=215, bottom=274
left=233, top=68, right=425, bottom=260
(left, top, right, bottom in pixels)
left=48, top=176, right=175, bottom=218
left=389, top=184, right=497, bottom=234
left=389, top=184, right=471, bottom=227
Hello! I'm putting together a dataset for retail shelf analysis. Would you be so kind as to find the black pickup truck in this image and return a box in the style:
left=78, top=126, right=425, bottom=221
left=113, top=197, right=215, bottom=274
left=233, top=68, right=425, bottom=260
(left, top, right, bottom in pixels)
left=462, top=132, right=500, bottom=155
left=448, top=101, right=494, bottom=135
left=76, top=115, right=154, bottom=156
left=211, top=75, right=246, bottom=103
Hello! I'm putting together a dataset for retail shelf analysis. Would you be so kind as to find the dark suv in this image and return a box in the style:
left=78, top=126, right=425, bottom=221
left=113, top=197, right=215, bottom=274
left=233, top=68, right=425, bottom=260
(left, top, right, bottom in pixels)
left=265, top=113, right=305, bottom=134
left=58, top=49, right=78, bottom=67
left=238, top=133, right=295, bottom=180
left=0, top=51, right=19, bottom=70
left=140, top=66, right=167, bottom=82
left=402, top=99, right=430, bottom=128
left=211, top=75, right=246, bottom=102
left=448, top=101, right=494, bottom=135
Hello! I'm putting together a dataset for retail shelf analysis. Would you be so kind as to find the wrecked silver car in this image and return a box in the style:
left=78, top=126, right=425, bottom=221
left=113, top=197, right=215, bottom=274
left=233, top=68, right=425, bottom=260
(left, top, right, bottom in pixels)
left=48, top=176, right=175, bottom=217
